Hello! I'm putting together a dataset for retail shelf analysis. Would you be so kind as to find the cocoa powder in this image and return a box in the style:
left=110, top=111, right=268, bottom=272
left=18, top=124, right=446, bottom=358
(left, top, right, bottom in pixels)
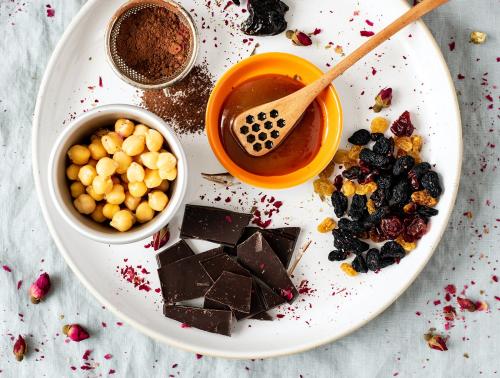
left=116, top=6, right=191, bottom=80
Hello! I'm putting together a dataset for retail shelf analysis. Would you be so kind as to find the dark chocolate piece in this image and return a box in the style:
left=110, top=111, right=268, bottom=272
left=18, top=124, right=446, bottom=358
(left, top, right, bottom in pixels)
left=163, top=305, right=234, bottom=336
left=255, top=277, right=286, bottom=309
left=229, top=227, right=300, bottom=268
left=237, top=232, right=298, bottom=303
left=158, top=247, right=224, bottom=302
left=200, top=254, right=250, bottom=281
left=205, top=271, right=253, bottom=313
left=156, top=240, right=194, bottom=268
left=251, top=311, right=273, bottom=321
left=180, top=204, right=252, bottom=247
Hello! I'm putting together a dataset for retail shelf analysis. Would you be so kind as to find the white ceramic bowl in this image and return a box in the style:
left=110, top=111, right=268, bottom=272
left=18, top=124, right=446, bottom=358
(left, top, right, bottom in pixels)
left=48, top=104, right=188, bottom=244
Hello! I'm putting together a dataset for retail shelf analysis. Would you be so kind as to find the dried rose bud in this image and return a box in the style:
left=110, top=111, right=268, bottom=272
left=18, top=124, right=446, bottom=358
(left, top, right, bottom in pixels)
left=29, top=272, right=51, bottom=304
left=457, top=297, right=477, bottom=312
left=443, top=305, right=456, bottom=321
left=475, top=300, right=488, bottom=312
left=13, top=335, right=27, bottom=361
left=286, top=30, right=312, bottom=46
left=373, top=87, right=392, bottom=112
left=152, top=226, right=170, bottom=251
left=470, top=31, right=487, bottom=44
left=63, top=324, right=90, bottom=342
left=427, top=334, right=448, bottom=351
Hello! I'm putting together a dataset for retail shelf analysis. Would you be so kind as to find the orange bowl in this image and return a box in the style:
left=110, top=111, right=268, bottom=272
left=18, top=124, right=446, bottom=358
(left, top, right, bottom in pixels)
left=206, top=52, right=343, bottom=189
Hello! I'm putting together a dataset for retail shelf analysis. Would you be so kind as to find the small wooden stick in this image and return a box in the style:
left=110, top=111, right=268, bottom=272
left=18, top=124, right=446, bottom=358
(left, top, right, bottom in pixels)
left=288, top=240, right=312, bottom=275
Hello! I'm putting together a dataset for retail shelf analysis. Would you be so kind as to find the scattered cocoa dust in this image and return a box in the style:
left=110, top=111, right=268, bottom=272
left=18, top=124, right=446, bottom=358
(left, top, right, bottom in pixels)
left=141, top=65, right=214, bottom=135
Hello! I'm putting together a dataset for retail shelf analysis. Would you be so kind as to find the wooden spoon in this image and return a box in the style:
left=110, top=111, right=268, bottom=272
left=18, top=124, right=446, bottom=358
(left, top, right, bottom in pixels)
left=231, top=0, right=449, bottom=157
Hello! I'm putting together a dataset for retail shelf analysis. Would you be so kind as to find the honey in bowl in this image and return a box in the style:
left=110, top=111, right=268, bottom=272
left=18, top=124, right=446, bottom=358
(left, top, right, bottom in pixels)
left=219, top=74, right=324, bottom=176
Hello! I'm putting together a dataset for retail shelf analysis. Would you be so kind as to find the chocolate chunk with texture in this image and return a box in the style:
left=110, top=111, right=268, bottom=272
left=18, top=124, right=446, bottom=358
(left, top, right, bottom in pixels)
left=227, top=227, right=300, bottom=268
left=237, top=232, right=298, bottom=303
left=163, top=305, right=234, bottom=336
left=205, top=272, right=253, bottom=313
left=251, top=311, right=273, bottom=321
left=180, top=205, right=252, bottom=247
left=158, top=247, right=224, bottom=303
left=156, top=240, right=194, bottom=268
left=200, top=254, right=250, bottom=281
left=254, top=277, right=286, bottom=309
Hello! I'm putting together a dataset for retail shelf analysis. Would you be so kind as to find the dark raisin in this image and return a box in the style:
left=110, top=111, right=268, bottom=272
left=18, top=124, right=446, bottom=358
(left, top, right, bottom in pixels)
left=404, top=215, right=428, bottom=241
left=342, top=166, right=362, bottom=180
left=390, top=110, right=414, bottom=136
left=370, top=188, right=388, bottom=208
left=241, top=0, right=289, bottom=36
left=349, top=194, right=368, bottom=220
left=365, top=248, right=381, bottom=271
left=338, top=218, right=366, bottom=235
left=363, top=206, right=390, bottom=228
left=375, top=174, right=393, bottom=190
left=421, top=171, right=442, bottom=198
left=348, top=129, right=371, bottom=145
left=380, top=215, right=404, bottom=239
left=333, top=174, right=344, bottom=191
left=373, top=137, right=394, bottom=156
left=417, top=205, right=439, bottom=218
left=408, top=162, right=431, bottom=190
left=332, top=229, right=369, bottom=254
left=370, top=133, right=385, bottom=141
left=331, top=191, right=348, bottom=217
left=392, top=155, right=415, bottom=176
left=380, top=256, right=396, bottom=268
left=381, top=241, right=405, bottom=260
left=352, top=255, right=368, bottom=273
left=389, top=179, right=411, bottom=208
left=359, top=148, right=391, bottom=168
left=328, top=250, right=349, bottom=261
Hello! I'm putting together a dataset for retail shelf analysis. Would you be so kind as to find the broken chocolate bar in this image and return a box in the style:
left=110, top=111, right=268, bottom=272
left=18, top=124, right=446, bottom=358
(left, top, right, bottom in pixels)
left=163, top=305, right=234, bottom=336
left=237, top=232, right=298, bottom=303
left=251, top=311, right=273, bottom=321
left=254, top=277, right=286, bottom=310
left=180, top=204, right=252, bottom=247
left=156, top=240, right=194, bottom=268
left=158, top=247, right=224, bottom=303
left=200, top=254, right=251, bottom=281
left=205, top=271, right=253, bottom=313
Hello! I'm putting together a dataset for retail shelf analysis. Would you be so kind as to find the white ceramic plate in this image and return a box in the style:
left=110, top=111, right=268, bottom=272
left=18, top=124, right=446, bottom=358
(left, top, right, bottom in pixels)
left=32, top=0, right=461, bottom=358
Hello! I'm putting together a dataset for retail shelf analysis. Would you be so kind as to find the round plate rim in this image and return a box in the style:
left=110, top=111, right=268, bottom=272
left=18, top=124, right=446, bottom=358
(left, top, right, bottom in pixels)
left=31, top=0, right=463, bottom=359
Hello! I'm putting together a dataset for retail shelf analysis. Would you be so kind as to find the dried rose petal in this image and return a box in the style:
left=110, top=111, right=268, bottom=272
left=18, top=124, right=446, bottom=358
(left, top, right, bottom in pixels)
left=426, top=334, right=448, bottom=351
left=286, top=30, right=312, bottom=46
left=443, top=305, right=456, bottom=321
left=372, top=87, right=392, bottom=112
left=360, top=30, right=375, bottom=37
left=63, top=324, right=90, bottom=342
left=457, top=297, right=477, bottom=312
left=475, top=300, right=488, bottom=312
left=13, top=335, right=27, bottom=361
left=152, top=226, right=170, bottom=251
left=29, top=272, right=51, bottom=304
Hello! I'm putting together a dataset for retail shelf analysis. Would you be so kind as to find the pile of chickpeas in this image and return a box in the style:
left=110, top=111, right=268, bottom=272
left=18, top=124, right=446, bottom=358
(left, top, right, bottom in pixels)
left=65, top=119, right=178, bottom=232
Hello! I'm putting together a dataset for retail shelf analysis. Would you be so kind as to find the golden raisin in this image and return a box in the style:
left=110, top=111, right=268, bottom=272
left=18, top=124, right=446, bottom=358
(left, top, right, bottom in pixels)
left=340, top=263, right=358, bottom=277
left=319, top=160, right=335, bottom=179
left=333, top=149, right=350, bottom=164
left=341, top=180, right=356, bottom=197
left=317, top=217, right=336, bottom=233
left=403, top=202, right=417, bottom=213
left=367, top=199, right=376, bottom=214
left=348, top=145, right=362, bottom=161
left=395, top=136, right=413, bottom=152
left=411, top=190, right=438, bottom=207
left=396, top=236, right=416, bottom=252
left=370, top=117, right=389, bottom=133
left=411, top=135, right=423, bottom=152
left=356, top=181, right=378, bottom=195
left=313, top=178, right=334, bottom=200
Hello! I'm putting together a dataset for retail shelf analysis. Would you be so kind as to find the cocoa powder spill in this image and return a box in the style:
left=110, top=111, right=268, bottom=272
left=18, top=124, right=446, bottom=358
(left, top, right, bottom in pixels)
left=141, top=65, right=214, bottom=135
left=116, top=6, right=191, bottom=80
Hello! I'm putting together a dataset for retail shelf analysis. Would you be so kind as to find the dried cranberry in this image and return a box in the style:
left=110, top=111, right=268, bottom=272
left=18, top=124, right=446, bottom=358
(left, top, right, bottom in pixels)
left=333, top=174, right=344, bottom=191
left=421, top=171, right=442, bottom=198
left=342, top=166, right=362, bottom=180
left=352, top=255, right=368, bottom=273
left=348, top=129, right=371, bottom=145
left=348, top=194, right=368, bottom=220
left=369, top=226, right=388, bottom=243
left=373, top=137, right=394, bottom=156
left=331, top=191, right=348, bottom=217
left=380, top=216, right=404, bottom=239
left=365, top=248, right=381, bottom=271
left=390, top=110, right=414, bottom=136
left=328, top=250, right=349, bottom=261
left=405, top=215, right=428, bottom=241
left=392, top=155, right=415, bottom=176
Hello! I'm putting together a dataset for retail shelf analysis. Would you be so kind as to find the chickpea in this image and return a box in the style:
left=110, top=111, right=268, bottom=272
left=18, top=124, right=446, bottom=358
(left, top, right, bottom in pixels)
left=136, top=201, right=155, bottom=223
left=87, top=159, right=98, bottom=168
left=159, top=166, right=177, bottom=181
left=157, top=152, right=177, bottom=171
left=122, top=135, right=145, bottom=156
left=110, top=210, right=135, bottom=232
left=91, top=128, right=109, bottom=141
left=92, top=175, right=113, bottom=195
left=96, top=157, right=118, bottom=177
left=120, top=173, right=129, bottom=184
left=66, top=164, right=81, bottom=181
left=158, top=180, right=170, bottom=192
left=148, top=190, right=168, bottom=211
left=86, top=185, right=105, bottom=201
left=73, top=194, right=96, bottom=215
left=113, top=151, right=132, bottom=174
left=67, top=145, right=90, bottom=165
left=124, top=192, right=141, bottom=211
left=115, top=119, right=135, bottom=138
left=133, top=124, right=149, bottom=137
left=91, top=204, right=106, bottom=223
left=144, top=169, right=162, bottom=188
left=70, top=182, right=85, bottom=198
left=145, top=129, right=164, bottom=152
left=101, top=132, right=123, bottom=154
left=140, top=151, right=159, bottom=169
left=105, top=184, right=125, bottom=205
left=78, top=164, right=97, bottom=186
left=128, top=181, right=148, bottom=197
left=126, top=162, right=145, bottom=183
left=88, top=139, right=107, bottom=160
left=103, top=203, right=120, bottom=219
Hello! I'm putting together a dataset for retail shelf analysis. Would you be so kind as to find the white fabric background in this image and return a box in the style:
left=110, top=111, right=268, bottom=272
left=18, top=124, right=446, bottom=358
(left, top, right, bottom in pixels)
left=0, top=0, right=498, bottom=377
